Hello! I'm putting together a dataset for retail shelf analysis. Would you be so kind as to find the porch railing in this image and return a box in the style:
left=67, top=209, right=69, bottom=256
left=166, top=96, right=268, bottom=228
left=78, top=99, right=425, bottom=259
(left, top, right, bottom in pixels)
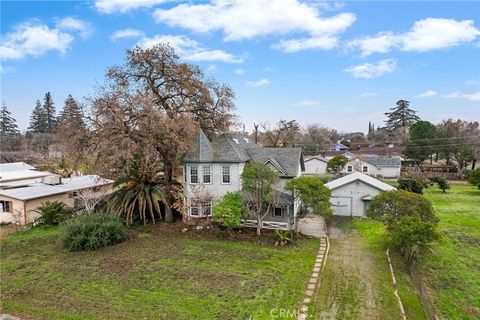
left=241, top=219, right=291, bottom=231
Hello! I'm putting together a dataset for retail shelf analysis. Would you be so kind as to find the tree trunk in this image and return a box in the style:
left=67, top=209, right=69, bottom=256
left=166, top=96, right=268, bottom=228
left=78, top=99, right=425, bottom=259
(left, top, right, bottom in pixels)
left=163, top=159, right=175, bottom=224
left=256, top=217, right=261, bottom=236
left=472, top=160, right=477, bottom=170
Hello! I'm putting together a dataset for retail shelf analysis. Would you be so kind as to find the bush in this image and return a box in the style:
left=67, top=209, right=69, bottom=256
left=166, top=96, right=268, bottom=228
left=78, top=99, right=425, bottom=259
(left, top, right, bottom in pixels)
left=274, top=230, right=294, bottom=246
left=211, top=192, right=246, bottom=229
left=397, top=177, right=425, bottom=194
left=285, top=175, right=332, bottom=216
left=367, top=190, right=438, bottom=262
left=467, top=169, right=480, bottom=189
left=60, top=213, right=128, bottom=251
left=326, top=155, right=348, bottom=174
left=429, top=176, right=450, bottom=192
left=34, top=201, right=72, bottom=226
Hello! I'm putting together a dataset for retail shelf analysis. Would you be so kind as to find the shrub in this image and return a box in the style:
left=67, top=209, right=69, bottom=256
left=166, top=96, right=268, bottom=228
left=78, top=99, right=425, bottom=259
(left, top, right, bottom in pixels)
left=274, top=230, right=294, bottom=246
left=467, top=169, right=480, bottom=189
left=367, top=190, right=438, bottom=262
left=211, top=192, right=247, bottom=229
left=60, top=213, right=128, bottom=251
left=286, top=175, right=332, bottom=216
left=397, top=177, right=425, bottom=194
left=326, top=155, right=348, bottom=174
left=34, top=201, right=72, bottom=226
left=430, top=176, right=450, bottom=193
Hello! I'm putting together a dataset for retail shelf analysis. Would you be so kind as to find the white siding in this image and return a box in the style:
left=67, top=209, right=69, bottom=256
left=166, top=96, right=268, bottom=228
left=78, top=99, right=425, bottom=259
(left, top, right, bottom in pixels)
left=342, top=159, right=400, bottom=178
left=304, top=158, right=327, bottom=174
left=330, top=181, right=383, bottom=217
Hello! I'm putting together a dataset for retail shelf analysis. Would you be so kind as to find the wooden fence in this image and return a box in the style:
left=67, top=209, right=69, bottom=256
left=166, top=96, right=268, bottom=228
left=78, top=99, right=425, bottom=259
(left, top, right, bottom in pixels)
left=241, top=219, right=291, bottom=231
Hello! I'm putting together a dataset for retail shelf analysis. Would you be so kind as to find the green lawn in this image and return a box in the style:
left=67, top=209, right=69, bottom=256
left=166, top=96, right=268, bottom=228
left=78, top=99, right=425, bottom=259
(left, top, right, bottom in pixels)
left=350, top=184, right=480, bottom=319
left=0, top=225, right=319, bottom=320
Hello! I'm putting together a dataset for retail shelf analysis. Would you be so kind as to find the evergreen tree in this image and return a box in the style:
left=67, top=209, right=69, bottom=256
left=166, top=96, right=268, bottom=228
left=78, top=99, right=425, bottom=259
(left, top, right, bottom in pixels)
left=58, top=95, right=84, bottom=127
left=43, top=92, right=57, bottom=133
left=385, top=100, right=420, bottom=132
left=29, top=100, right=47, bottom=133
left=0, top=103, right=19, bottom=133
left=404, top=120, right=437, bottom=163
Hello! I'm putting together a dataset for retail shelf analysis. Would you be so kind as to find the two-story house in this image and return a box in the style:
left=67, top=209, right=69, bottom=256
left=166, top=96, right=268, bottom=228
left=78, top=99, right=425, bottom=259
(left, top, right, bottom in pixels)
left=182, top=130, right=304, bottom=230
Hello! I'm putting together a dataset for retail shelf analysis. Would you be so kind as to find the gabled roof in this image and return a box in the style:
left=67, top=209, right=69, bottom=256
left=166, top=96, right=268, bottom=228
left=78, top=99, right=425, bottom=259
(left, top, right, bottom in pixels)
left=325, top=172, right=396, bottom=191
left=347, top=155, right=401, bottom=167
left=0, top=170, right=51, bottom=183
left=305, top=155, right=328, bottom=163
left=183, top=129, right=304, bottom=177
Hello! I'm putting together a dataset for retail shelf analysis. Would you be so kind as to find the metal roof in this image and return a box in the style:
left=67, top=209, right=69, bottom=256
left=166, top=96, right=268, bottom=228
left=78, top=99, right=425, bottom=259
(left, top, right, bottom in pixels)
left=0, top=175, right=114, bottom=201
left=325, top=172, right=396, bottom=191
left=0, top=170, right=51, bottom=183
left=0, top=162, right=36, bottom=172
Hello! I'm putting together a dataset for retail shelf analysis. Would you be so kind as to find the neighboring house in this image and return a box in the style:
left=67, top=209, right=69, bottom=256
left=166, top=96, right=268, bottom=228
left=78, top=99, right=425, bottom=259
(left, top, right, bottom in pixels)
left=325, top=172, right=396, bottom=217
left=182, top=130, right=304, bottom=230
left=342, top=156, right=401, bottom=178
left=0, top=175, right=113, bottom=224
left=330, top=142, right=349, bottom=151
left=304, top=156, right=328, bottom=174
left=0, top=162, right=51, bottom=183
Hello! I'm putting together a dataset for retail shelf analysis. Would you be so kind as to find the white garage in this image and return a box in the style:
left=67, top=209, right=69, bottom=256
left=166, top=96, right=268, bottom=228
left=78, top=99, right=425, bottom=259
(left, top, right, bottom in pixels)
left=325, top=172, right=396, bottom=217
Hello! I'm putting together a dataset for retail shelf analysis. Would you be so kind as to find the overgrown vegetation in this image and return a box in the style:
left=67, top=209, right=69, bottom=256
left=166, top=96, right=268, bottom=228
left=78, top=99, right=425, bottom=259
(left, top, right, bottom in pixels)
left=326, top=154, right=348, bottom=174
left=429, top=176, right=450, bottom=192
left=211, top=192, right=246, bottom=229
left=34, top=201, right=72, bottom=226
left=397, top=177, right=425, bottom=194
left=367, top=190, right=439, bottom=262
left=59, top=213, right=128, bottom=251
left=286, top=175, right=331, bottom=216
left=467, top=168, right=480, bottom=189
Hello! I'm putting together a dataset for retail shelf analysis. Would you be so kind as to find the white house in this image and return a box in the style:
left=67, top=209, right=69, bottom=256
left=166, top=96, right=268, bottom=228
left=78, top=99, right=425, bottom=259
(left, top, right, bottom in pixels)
left=0, top=162, right=51, bottom=183
left=304, top=156, right=328, bottom=174
left=182, top=130, right=304, bottom=230
left=325, top=172, right=396, bottom=217
left=330, top=142, right=349, bottom=151
left=342, top=156, right=401, bottom=178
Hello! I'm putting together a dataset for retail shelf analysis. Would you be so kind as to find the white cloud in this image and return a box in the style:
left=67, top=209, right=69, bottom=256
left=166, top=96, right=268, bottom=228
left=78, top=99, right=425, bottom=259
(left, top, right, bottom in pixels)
left=360, top=92, right=378, bottom=97
left=0, top=21, right=74, bottom=61
left=207, top=64, right=217, bottom=72
left=234, top=68, right=245, bottom=75
left=55, top=17, right=91, bottom=38
left=417, top=90, right=437, bottom=98
left=349, top=18, right=480, bottom=56
left=154, top=0, right=355, bottom=52
left=344, top=59, right=397, bottom=79
left=137, top=34, right=244, bottom=63
left=110, top=28, right=144, bottom=41
left=465, top=80, right=479, bottom=85
left=246, top=78, right=270, bottom=87
left=444, top=91, right=480, bottom=101
left=294, top=100, right=319, bottom=107
left=274, top=35, right=338, bottom=52
left=95, top=0, right=168, bottom=14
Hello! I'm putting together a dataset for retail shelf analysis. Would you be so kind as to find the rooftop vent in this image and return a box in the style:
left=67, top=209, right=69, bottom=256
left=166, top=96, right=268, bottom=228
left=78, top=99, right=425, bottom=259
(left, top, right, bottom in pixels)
left=42, top=175, right=62, bottom=186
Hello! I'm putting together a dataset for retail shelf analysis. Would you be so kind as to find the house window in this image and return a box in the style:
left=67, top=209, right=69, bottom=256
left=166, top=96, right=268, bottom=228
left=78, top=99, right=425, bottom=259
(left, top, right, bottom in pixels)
left=202, top=201, right=212, bottom=216
left=0, top=200, right=12, bottom=213
left=222, top=166, right=230, bottom=184
left=190, top=206, right=200, bottom=216
left=202, top=165, right=212, bottom=184
left=273, top=207, right=283, bottom=217
left=190, top=166, right=198, bottom=184
left=68, top=191, right=78, bottom=198
left=347, top=165, right=353, bottom=172
left=362, top=166, right=368, bottom=173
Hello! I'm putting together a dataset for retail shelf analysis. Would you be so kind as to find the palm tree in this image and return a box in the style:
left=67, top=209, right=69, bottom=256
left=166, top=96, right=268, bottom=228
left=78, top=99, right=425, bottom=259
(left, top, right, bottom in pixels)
left=108, top=153, right=167, bottom=225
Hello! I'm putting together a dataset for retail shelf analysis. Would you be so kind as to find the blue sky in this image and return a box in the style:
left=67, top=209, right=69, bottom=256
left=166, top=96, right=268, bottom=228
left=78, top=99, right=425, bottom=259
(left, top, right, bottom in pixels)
left=1, top=0, right=479, bottom=133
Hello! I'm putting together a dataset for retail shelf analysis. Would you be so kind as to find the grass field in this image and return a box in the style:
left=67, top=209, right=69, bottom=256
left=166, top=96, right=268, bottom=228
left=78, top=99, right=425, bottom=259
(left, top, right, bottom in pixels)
left=322, top=183, right=479, bottom=320
left=0, top=225, right=319, bottom=320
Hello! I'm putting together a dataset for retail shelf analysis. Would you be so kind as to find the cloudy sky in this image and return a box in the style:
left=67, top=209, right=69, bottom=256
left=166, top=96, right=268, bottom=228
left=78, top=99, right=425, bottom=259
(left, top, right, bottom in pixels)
left=1, top=0, right=479, bottom=133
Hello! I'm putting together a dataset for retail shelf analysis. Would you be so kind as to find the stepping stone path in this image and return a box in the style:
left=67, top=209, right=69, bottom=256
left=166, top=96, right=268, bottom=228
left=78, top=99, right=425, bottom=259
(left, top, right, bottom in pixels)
left=297, top=236, right=329, bottom=320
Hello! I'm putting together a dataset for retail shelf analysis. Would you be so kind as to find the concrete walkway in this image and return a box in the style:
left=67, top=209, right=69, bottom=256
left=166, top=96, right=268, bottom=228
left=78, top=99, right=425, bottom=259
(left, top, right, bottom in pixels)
left=297, top=214, right=327, bottom=238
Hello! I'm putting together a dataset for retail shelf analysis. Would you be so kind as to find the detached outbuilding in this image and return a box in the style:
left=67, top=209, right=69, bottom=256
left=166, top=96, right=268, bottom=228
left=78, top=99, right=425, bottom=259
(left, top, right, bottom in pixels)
left=325, top=172, right=396, bottom=217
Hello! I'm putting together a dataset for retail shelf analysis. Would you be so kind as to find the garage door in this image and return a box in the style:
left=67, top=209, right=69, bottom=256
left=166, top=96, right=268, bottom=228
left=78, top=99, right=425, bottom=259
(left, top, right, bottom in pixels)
left=331, top=197, right=352, bottom=216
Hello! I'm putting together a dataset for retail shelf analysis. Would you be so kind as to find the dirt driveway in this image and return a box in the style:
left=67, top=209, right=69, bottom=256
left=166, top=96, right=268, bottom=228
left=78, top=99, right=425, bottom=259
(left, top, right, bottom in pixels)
left=310, top=218, right=405, bottom=320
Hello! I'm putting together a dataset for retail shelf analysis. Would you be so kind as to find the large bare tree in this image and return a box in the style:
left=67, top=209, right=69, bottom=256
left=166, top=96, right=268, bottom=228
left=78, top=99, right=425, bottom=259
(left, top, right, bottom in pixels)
left=89, top=44, right=236, bottom=223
